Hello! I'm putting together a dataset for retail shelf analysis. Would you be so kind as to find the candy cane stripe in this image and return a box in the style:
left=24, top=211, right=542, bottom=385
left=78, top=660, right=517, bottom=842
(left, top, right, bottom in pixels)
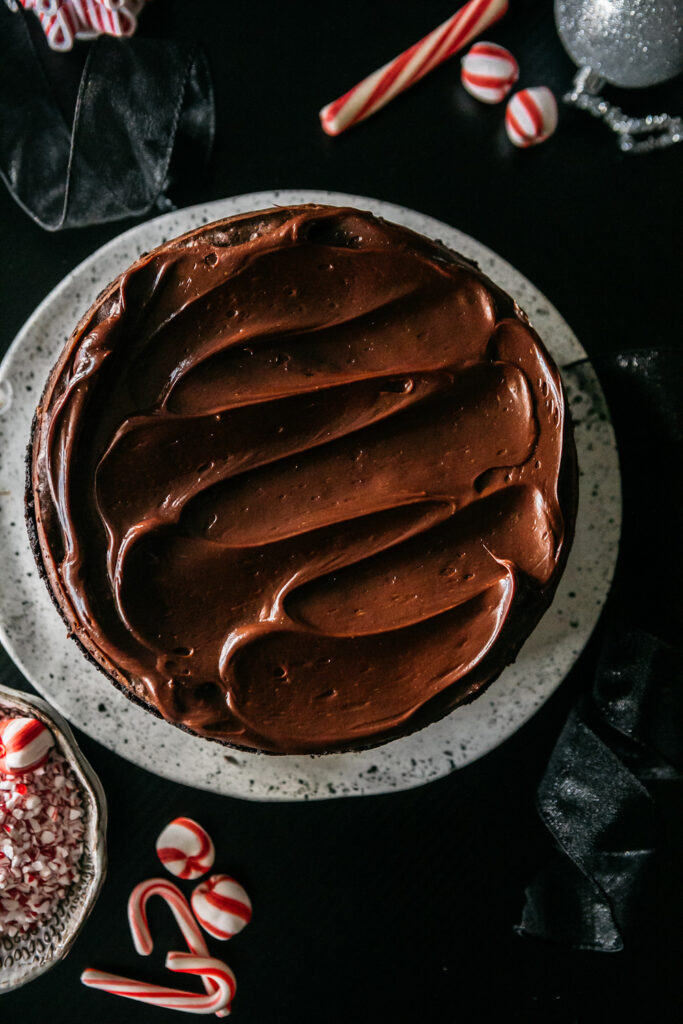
left=347, top=0, right=492, bottom=129
left=81, top=955, right=235, bottom=1014
left=16, top=0, right=134, bottom=39
left=86, top=0, right=103, bottom=29
left=350, top=46, right=419, bottom=127
left=403, top=14, right=461, bottom=82
left=320, top=0, right=508, bottom=135
left=128, top=878, right=231, bottom=1017
left=441, top=0, right=492, bottom=57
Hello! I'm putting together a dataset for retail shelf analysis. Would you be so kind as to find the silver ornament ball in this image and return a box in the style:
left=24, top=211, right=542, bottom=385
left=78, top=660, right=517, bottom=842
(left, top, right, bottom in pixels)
left=555, top=0, right=683, bottom=88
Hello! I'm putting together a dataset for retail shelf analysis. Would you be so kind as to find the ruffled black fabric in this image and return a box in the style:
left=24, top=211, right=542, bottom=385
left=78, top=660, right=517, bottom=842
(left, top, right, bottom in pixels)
left=518, top=349, right=683, bottom=951
left=0, top=6, right=214, bottom=230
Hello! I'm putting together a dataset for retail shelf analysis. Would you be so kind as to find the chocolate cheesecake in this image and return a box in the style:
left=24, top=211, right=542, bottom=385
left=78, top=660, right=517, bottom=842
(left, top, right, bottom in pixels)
left=27, top=205, right=577, bottom=754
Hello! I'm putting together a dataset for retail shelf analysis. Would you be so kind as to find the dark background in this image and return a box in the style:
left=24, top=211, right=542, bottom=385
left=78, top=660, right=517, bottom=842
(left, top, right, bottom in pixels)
left=1, top=1, right=681, bottom=1021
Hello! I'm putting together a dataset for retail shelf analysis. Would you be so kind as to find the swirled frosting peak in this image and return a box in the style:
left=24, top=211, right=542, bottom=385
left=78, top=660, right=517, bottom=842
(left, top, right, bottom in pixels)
left=30, top=205, right=576, bottom=753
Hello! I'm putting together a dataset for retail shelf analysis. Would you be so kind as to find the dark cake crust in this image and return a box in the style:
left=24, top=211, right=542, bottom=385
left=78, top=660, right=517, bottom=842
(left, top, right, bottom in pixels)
left=27, top=205, right=578, bottom=754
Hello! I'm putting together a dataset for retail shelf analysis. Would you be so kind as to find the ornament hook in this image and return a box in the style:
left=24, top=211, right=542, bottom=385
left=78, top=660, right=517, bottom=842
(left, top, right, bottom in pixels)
left=565, top=67, right=683, bottom=153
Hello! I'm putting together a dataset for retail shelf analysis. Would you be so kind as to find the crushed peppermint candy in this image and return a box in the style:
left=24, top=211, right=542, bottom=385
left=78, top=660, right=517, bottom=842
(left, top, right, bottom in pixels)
left=0, top=747, right=84, bottom=937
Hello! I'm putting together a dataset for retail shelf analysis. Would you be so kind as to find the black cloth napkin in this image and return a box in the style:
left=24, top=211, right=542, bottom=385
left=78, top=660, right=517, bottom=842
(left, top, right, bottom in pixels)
left=0, top=6, right=214, bottom=230
left=518, top=348, right=683, bottom=951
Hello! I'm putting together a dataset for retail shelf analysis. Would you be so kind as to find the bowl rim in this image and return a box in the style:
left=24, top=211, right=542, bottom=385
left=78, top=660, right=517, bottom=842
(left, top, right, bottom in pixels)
left=0, top=682, right=107, bottom=992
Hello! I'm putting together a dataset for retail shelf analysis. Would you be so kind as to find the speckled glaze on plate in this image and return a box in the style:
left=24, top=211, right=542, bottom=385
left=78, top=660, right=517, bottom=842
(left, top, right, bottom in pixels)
left=0, top=191, right=620, bottom=801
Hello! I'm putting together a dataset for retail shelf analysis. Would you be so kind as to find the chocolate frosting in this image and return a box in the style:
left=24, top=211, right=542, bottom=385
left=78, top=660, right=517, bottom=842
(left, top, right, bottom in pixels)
left=30, top=205, right=576, bottom=753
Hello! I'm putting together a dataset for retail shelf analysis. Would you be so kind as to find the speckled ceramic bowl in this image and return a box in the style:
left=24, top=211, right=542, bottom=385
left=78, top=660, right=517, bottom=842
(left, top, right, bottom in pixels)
left=0, top=683, right=106, bottom=992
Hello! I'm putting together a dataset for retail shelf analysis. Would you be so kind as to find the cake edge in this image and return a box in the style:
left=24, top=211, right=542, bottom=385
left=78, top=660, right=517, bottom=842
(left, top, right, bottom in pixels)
left=24, top=204, right=579, bottom=756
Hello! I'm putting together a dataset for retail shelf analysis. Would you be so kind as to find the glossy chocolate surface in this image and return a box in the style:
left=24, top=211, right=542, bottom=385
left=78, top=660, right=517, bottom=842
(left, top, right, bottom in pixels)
left=30, top=206, right=575, bottom=753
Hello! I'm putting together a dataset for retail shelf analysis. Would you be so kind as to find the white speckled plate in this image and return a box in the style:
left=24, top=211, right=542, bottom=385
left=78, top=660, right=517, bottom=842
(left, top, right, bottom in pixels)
left=0, top=190, right=620, bottom=800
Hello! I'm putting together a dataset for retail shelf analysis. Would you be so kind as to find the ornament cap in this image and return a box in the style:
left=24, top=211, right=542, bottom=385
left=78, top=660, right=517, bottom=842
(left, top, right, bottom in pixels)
left=571, top=66, right=606, bottom=97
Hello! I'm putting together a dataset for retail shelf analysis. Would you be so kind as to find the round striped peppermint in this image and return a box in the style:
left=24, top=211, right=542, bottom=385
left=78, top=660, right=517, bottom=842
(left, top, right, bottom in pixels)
left=0, top=717, right=54, bottom=773
left=505, top=87, right=558, bottom=147
left=192, top=874, right=252, bottom=940
left=156, top=817, right=215, bottom=880
left=461, top=41, right=518, bottom=103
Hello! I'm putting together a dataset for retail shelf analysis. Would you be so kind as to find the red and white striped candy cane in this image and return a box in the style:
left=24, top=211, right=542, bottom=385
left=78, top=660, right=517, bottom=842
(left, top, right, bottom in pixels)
left=81, top=952, right=236, bottom=1015
left=24, top=0, right=80, bottom=50
left=15, top=0, right=142, bottom=48
left=72, top=0, right=138, bottom=37
left=128, top=878, right=230, bottom=1018
left=31, top=0, right=60, bottom=13
left=320, top=0, right=508, bottom=136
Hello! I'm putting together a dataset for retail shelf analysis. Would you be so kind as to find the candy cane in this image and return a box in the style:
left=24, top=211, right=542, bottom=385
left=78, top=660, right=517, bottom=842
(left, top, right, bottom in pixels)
left=31, top=0, right=60, bottom=13
left=128, top=878, right=230, bottom=1017
left=81, top=952, right=236, bottom=1015
left=77, top=0, right=137, bottom=36
left=34, top=1, right=80, bottom=50
left=15, top=0, right=142, bottom=47
left=320, top=0, right=508, bottom=135
left=170, top=953, right=236, bottom=1012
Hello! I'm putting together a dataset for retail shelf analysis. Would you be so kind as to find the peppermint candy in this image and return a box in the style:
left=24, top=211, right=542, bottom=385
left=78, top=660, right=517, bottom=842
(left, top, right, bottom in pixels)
left=505, top=87, right=558, bottom=147
left=84, top=823, right=252, bottom=1014
left=460, top=41, right=519, bottom=103
left=0, top=747, right=84, bottom=936
left=156, top=817, right=215, bottom=880
left=0, top=717, right=54, bottom=774
left=192, top=874, right=253, bottom=940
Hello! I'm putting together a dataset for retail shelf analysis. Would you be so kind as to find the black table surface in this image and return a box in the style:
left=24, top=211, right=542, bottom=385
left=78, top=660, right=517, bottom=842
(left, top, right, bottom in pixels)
left=1, top=2, right=681, bottom=1021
